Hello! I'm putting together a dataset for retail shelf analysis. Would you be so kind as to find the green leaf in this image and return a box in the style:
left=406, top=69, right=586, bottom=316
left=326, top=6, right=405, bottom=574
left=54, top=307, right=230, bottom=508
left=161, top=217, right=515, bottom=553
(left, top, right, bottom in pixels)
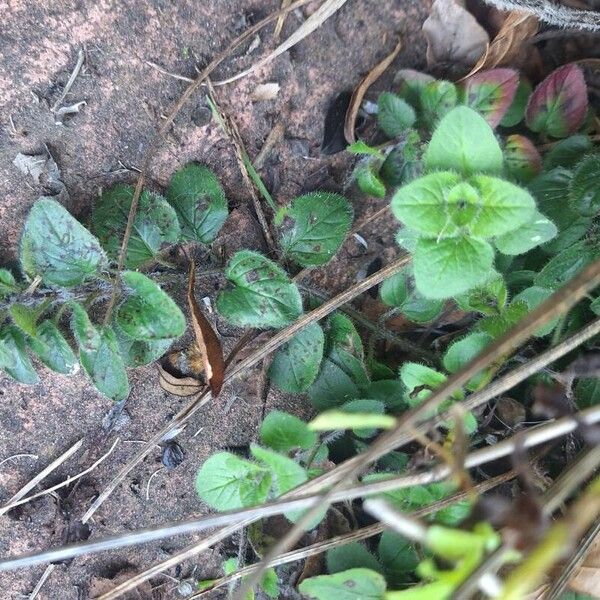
left=259, top=410, right=317, bottom=453
left=469, top=175, right=536, bottom=238
left=544, top=135, right=593, bottom=170
left=461, top=68, right=519, bottom=127
left=250, top=444, right=307, bottom=497
left=570, top=154, right=600, bottom=217
left=443, top=332, right=493, bottom=373
left=221, top=560, right=254, bottom=600
left=117, top=271, right=185, bottom=341
left=10, top=303, right=44, bottom=336
left=575, top=377, right=600, bottom=409
left=0, top=269, right=18, bottom=297
left=412, top=236, right=494, bottom=299
left=512, top=286, right=557, bottom=336
left=380, top=272, right=408, bottom=308
left=327, top=313, right=364, bottom=359
left=534, top=240, right=599, bottom=290
left=356, top=161, right=387, bottom=199
left=195, top=451, right=271, bottom=511
left=478, top=300, right=529, bottom=338
left=259, top=569, right=279, bottom=599
left=71, top=304, right=129, bottom=401
left=378, top=532, right=419, bottom=588
left=114, top=324, right=173, bottom=367
left=299, top=569, right=387, bottom=600
left=309, top=409, right=396, bottom=432
left=500, top=78, right=531, bottom=127
left=308, top=357, right=360, bottom=411
left=268, top=323, right=324, bottom=393
left=391, top=172, right=461, bottom=236
left=278, top=192, right=353, bottom=266
left=347, top=140, right=385, bottom=158
left=423, top=106, right=503, bottom=176
left=380, top=141, right=422, bottom=188
left=20, top=197, right=106, bottom=287
left=367, top=379, right=407, bottom=411
left=28, top=320, right=78, bottom=375
left=91, top=184, right=180, bottom=268
left=329, top=347, right=370, bottom=387
left=166, top=163, right=228, bottom=243
left=401, top=292, right=445, bottom=324
left=526, top=64, right=588, bottom=138
left=378, top=92, right=416, bottom=138
left=327, top=542, right=383, bottom=575
left=495, top=211, right=557, bottom=255
left=216, top=251, right=303, bottom=329
left=342, top=398, right=389, bottom=438
left=0, top=326, right=39, bottom=384
left=395, top=228, right=420, bottom=253
left=455, top=275, right=507, bottom=315
left=420, top=81, right=458, bottom=128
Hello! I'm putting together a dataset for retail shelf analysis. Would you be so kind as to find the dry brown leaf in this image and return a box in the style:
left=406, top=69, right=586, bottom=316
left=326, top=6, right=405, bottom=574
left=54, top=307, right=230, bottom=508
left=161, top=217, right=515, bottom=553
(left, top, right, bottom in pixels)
left=344, top=39, right=403, bottom=144
left=188, top=261, right=225, bottom=397
left=422, top=0, right=489, bottom=69
left=251, top=82, right=280, bottom=101
left=465, top=11, right=539, bottom=78
left=569, top=533, right=600, bottom=598
left=158, top=363, right=203, bottom=397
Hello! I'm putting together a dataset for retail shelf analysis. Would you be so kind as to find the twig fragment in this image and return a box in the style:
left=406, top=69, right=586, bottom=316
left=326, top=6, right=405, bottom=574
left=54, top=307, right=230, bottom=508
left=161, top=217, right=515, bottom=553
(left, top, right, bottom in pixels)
left=51, top=49, right=85, bottom=113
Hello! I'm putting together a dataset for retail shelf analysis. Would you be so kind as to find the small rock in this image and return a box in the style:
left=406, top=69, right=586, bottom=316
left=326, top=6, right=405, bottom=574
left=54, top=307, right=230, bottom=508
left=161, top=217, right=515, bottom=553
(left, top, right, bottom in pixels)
left=162, top=441, right=185, bottom=470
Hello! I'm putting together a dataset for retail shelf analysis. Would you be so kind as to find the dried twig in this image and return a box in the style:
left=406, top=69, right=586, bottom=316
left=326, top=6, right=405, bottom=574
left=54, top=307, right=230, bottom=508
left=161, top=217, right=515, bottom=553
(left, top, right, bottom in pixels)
left=145, top=60, right=194, bottom=82
left=344, top=39, right=402, bottom=143
left=0, top=439, right=119, bottom=514
left=28, top=564, right=56, bottom=600
left=214, top=0, right=349, bottom=85
left=274, top=0, right=294, bottom=39
left=51, top=49, right=85, bottom=112
left=0, top=453, right=38, bottom=469
left=0, top=439, right=83, bottom=517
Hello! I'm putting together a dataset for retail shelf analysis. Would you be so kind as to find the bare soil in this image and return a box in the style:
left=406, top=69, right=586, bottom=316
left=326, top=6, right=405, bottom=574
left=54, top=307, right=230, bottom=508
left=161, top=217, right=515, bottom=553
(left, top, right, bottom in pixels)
left=0, top=1, right=428, bottom=598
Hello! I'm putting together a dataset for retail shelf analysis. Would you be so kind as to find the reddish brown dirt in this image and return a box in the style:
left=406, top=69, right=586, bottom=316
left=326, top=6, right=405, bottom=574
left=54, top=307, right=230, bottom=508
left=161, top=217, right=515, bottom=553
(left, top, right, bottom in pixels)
left=0, top=1, right=428, bottom=598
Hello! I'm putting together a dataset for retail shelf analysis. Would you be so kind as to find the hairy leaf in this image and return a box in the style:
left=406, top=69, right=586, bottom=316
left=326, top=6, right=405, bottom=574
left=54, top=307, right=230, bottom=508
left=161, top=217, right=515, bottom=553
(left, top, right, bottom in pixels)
left=268, top=323, right=324, bottom=392
left=259, top=410, right=317, bottom=452
left=413, top=236, right=494, bottom=299
left=420, top=80, right=458, bottom=127
left=216, top=251, right=303, bottom=328
left=355, top=161, right=386, bottom=198
left=279, top=192, right=353, bottom=266
left=166, top=163, right=228, bottom=243
left=495, top=210, right=557, bottom=255
left=327, top=543, right=383, bottom=575
left=195, top=452, right=271, bottom=511
left=20, top=198, right=106, bottom=287
left=500, top=78, right=532, bottom=127
left=544, top=135, right=593, bottom=170
left=117, top=271, right=185, bottom=341
left=91, top=184, right=180, bottom=268
left=28, top=320, right=78, bottom=375
left=570, top=155, right=600, bottom=217
left=535, top=240, right=599, bottom=290
left=308, top=358, right=360, bottom=411
left=0, top=269, right=18, bottom=297
left=378, top=531, right=419, bottom=588
left=71, top=304, right=129, bottom=401
left=424, top=106, right=503, bottom=176
left=377, top=92, right=416, bottom=137
left=340, top=398, right=389, bottom=438
left=526, top=64, right=588, bottom=138
left=0, top=326, right=39, bottom=384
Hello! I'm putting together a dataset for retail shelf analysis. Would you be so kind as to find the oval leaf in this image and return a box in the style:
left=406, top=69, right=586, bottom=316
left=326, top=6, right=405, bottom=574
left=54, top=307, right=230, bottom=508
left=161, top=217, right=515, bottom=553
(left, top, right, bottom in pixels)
left=71, top=304, right=129, bottom=401
left=413, top=236, right=494, bottom=299
left=570, top=154, right=600, bottom=217
left=259, top=410, right=317, bottom=452
left=278, top=192, right=353, bottom=266
left=91, top=184, right=180, bottom=269
left=462, top=68, right=519, bottom=127
left=166, top=163, right=228, bottom=243
left=216, top=251, right=303, bottom=329
left=0, top=326, right=39, bottom=384
left=268, top=323, right=324, bottom=393
left=298, top=568, right=387, bottom=600
left=495, top=210, right=557, bottom=255
left=423, top=106, right=503, bottom=176
left=117, top=271, right=186, bottom=341
left=20, top=198, right=106, bottom=287
left=526, top=64, right=588, bottom=138
left=504, top=134, right=542, bottom=183
left=377, top=92, right=416, bottom=138
left=28, top=320, right=78, bottom=375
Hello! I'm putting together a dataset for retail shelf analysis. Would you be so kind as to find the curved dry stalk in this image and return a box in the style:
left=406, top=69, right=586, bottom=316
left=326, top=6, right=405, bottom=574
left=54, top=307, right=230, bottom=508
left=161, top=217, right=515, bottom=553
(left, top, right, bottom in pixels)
left=237, top=258, right=600, bottom=598
left=82, top=255, right=411, bottom=524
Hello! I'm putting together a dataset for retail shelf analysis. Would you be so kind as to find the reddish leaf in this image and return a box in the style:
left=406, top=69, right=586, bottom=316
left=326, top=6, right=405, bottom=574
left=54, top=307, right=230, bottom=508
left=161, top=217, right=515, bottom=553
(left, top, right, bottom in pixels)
left=462, top=68, right=519, bottom=127
left=526, top=64, right=588, bottom=138
left=187, top=261, right=225, bottom=397
left=504, top=134, right=542, bottom=182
